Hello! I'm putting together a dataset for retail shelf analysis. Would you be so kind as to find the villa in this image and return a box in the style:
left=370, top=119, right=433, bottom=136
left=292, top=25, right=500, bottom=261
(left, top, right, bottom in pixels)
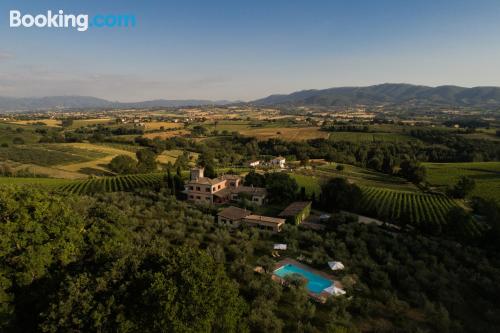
left=217, top=206, right=285, bottom=232
left=185, top=168, right=267, bottom=205
left=248, top=160, right=260, bottom=168
left=270, top=156, right=286, bottom=169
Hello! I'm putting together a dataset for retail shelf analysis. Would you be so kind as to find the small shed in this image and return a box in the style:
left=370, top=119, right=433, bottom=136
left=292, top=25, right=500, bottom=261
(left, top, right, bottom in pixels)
left=278, top=201, right=312, bottom=225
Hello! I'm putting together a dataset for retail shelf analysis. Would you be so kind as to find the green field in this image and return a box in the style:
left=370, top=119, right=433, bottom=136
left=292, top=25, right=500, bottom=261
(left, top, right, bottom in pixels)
left=301, top=163, right=418, bottom=191
left=0, top=173, right=165, bottom=195
left=55, top=173, right=164, bottom=195
left=359, top=186, right=461, bottom=227
left=0, top=177, right=72, bottom=186
left=0, top=122, right=43, bottom=145
left=0, top=144, right=108, bottom=166
left=203, top=120, right=253, bottom=132
left=290, top=173, right=322, bottom=196
left=424, top=162, right=500, bottom=202
left=157, top=149, right=199, bottom=166
left=328, top=132, right=416, bottom=143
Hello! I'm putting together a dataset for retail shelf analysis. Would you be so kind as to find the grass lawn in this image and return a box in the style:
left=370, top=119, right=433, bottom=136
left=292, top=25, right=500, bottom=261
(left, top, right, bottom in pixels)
left=289, top=173, right=322, bottom=196
left=424, top=161, right=500, bottom=202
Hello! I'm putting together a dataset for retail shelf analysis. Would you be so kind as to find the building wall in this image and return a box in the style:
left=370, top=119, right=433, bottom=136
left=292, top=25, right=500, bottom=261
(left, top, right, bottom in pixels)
left=242, top=218, right=283, bottom=232
left=217, top=216, right=240, bottom=227
left=186, top=179, right=227, bottom=204
left=251, top=195, right=265, bottom=206
left=290, top=203, right=311, bottom=225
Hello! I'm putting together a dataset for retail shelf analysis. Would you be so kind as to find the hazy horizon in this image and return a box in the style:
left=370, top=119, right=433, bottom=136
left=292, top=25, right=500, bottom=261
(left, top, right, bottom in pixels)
left=2, top=82, right=500, bottom=103
left=1, top=0, right=500, bottom=101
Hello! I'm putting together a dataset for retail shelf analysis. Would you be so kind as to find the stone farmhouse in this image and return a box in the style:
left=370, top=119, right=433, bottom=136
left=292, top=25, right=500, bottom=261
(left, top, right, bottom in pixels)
left=217, top=206, right=285, bottom=233
left=185, top=168, right=267, bottom=205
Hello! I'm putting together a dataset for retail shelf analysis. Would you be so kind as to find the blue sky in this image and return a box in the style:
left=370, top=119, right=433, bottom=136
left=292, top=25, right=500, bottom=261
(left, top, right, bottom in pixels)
left=1, top=0, right=500, bottom=101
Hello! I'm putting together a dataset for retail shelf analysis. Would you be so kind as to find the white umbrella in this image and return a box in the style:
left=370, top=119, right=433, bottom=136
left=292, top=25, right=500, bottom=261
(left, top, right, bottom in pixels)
left=328, top=261, right=344, bottom=270
left=324, top=285, right=346, bottom=296
left=273, top=244, right=287, bottom=250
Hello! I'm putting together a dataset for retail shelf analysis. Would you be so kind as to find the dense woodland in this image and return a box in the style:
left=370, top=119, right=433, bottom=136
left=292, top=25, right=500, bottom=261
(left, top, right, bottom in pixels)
left=1, top=185, right=500, bottom=332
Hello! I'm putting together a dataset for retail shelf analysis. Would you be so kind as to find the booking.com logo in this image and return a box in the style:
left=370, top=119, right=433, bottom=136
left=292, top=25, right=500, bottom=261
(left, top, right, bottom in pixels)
left=9, top=10, right=136, bottom=32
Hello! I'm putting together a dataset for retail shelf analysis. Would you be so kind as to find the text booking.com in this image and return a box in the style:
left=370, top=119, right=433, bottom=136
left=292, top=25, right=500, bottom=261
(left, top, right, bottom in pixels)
left=9, top=10, right=136, bottom=32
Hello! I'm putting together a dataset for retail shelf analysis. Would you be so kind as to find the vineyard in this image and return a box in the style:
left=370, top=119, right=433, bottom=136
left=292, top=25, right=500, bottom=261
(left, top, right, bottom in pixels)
left=359, top=186, right=483, bottom=236
left=54, top=173, right=164, bottom=195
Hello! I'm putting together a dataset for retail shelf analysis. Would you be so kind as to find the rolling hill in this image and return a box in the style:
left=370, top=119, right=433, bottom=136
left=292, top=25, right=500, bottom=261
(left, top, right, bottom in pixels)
left=252, top=83, right=500, bottom=107
left=0, top=96, right=233, bottom=111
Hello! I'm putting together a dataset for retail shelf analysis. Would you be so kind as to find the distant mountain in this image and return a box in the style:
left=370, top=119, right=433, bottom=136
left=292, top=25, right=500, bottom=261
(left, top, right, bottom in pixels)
left=4, top=84, right=500, bottom=111
left=0, top=96, right=113, bottom=110
left=252, top=83, right=500, bottom=107
left=0, top=96, right=233, bottom=111
left=121, top=99, right=234, bottom=108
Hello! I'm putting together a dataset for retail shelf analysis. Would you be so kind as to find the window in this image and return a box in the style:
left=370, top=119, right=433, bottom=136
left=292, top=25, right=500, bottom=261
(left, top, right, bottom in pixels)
left=196, top=187, right=200, bottom=191
left=196, top=196, right=201, bottom=199
left=189, top=186, right=194, bottom=190
left=189, top=195, right=194, bottom=199
left=212, top=187, right=216, bottom=191
left=218, top=185, right=221, bottom=189
left=205, top=197, right=210, bottom=201
left=206, top=188, right=210, bottom=192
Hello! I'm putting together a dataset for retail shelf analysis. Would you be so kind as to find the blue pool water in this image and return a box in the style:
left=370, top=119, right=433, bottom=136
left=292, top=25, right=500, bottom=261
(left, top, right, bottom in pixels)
left=274, top=264, right=333, bottom=293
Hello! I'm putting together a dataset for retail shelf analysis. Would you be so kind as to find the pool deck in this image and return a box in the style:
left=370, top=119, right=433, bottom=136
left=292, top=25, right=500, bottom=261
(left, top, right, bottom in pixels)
left=272, top=258, right=343, bottom=303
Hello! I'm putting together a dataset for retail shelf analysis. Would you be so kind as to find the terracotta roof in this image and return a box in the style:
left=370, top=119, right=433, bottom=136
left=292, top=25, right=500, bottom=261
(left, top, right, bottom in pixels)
left=231, top=186, right=267, bottom=196
left=186, top=177, right=225, bottom=186
left=278, top=201, right=312, bottom=217
left=212, top=187, right=231, bottom=198
left=221, top=174, right=241, bottom=180
left=186, top=174, right=240, bottom=186
left=217, top=206, right=250, bottom=220
left=244, top=215, right=286, bottom=225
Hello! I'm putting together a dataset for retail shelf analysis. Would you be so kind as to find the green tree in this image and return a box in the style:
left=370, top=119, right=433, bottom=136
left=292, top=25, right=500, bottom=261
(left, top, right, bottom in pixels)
left=108, top=155, right=137, bottom=174
left=0, top=187, right=85, bottom=330
left=264, top=172, right=298, bottom=203
left=399, top=160, right=426, bottom=184
left=320, top=177, right=362, bottom=212
left=61, top=119, right=74, bottom=128
left=367, top=157, right=382, bottom=171
left=136, top=149, right=157, bottom=173
left=41, top=247, right=245, bottom=333
left=449, top=176, right=476, bottom=198
left=244, top=170, right=265, bottom=187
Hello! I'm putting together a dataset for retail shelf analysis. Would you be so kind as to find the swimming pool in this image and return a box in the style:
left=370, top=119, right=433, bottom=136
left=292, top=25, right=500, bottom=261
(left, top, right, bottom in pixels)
left=274, top=263, right=333, bottom=294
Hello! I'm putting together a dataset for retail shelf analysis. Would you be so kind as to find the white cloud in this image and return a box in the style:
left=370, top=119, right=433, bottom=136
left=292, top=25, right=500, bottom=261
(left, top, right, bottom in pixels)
left=0, top=51, right=14, bottom=61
